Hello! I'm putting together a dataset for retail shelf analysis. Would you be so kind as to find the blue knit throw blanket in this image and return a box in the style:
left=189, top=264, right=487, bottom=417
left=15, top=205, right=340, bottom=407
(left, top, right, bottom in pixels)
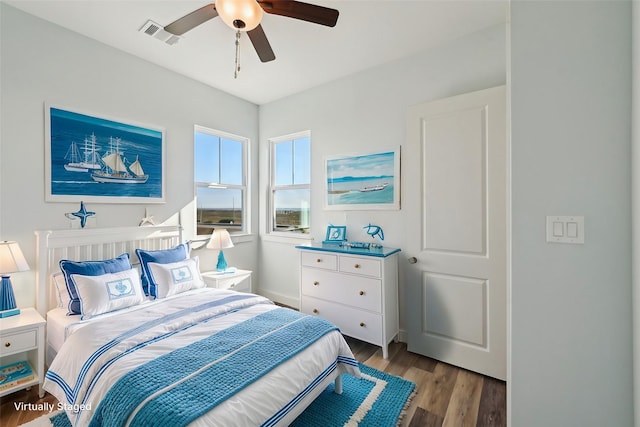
left=88, top=308, right=338, bottom=427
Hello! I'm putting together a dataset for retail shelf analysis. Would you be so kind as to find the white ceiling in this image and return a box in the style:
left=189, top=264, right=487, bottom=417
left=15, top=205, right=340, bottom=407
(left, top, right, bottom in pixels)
left=5, top=0, right=508, bottom=105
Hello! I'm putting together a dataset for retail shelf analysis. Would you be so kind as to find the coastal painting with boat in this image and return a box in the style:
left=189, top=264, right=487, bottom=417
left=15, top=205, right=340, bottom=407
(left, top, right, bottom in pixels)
left=46, top=106, right=164, bottom=202
left=325, top=148, right=400, bottom=210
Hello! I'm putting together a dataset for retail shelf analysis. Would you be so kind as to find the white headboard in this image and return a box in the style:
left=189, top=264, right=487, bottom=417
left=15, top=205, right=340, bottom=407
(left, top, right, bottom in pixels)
left=34, top=225, right=182, bottom=316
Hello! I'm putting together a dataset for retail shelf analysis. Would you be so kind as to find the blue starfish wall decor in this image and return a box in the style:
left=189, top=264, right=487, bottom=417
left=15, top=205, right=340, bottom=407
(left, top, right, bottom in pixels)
left=69, top=201, right=96, bottom=228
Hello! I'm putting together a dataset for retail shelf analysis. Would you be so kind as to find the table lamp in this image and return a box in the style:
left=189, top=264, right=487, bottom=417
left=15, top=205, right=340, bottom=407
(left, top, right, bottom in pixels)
left=0, top=241, right=30, bottom=318
left=206, top=229, right=234, bottom=272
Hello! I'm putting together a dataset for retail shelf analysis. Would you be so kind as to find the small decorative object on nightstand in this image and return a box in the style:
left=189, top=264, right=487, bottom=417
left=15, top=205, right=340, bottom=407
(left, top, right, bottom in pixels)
left=206, top=229, right=234, bottom=272
left=0, top=308, right=46, bottom=397
left=202, top=269, right=252, bottom=293
left=0, top=241, right=30, bottom=318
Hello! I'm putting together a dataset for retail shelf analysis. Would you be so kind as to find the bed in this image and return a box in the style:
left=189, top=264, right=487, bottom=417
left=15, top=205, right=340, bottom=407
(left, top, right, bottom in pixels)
left=35, top=225, right=360, bottom=426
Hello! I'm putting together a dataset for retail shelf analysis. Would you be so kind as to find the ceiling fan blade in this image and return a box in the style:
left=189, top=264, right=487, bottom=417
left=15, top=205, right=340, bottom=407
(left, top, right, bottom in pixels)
left=248, top=24, right=276, bottom=63
left=259, top=1, right=339, bottom=27
left=164, top=4, right=218, bottom=35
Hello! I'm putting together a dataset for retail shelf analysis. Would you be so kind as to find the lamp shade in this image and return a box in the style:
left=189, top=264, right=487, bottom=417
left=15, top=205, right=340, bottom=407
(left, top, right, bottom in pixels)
left=206, top=229, right=234, bottom=250
left=0, top=241, right=29, bottom=275
left=216, top=0, right=263, bottom=31
left=0, top=241, right=28, bottom=317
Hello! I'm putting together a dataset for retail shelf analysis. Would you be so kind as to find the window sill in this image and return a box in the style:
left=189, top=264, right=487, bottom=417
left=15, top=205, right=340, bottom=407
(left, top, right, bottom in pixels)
left=230, top=233, right=255, bottom=244
left=262, top=233, right=314, bottom=245
left=192, top=233, right=255, bottom=246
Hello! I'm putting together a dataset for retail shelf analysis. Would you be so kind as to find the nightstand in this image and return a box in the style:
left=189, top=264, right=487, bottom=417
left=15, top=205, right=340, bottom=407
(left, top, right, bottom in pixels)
left=0, top=308, right=46, bottom=398
left=201, top=269, right=252, bottom=293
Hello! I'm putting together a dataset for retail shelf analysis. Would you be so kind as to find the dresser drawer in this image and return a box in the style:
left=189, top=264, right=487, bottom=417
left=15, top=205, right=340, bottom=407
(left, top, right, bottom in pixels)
left=301, top=251, right=337, bottom=271
left=301, top=269, right=382, bottom=312
left=0, top=329, right=37, bottom=356
left=339, top=255, right=381, bottom=278
left=301, top=297, right=383, bottom=346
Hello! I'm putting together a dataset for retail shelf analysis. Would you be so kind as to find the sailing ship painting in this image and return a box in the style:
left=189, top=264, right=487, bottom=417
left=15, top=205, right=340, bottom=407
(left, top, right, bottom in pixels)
left=63, top=133, right=102, bottom=172
left=46, top=106, right=164, bottom=202
left=63, top=141, right=86, bottom=172
left=91, top=137, right=148, bottom=184
left=325, top=148, right=400, bottom=210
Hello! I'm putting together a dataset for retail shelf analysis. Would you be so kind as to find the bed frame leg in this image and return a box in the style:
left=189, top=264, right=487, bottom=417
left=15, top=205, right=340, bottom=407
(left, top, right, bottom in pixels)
left=334, top=375, right=343, bottom=394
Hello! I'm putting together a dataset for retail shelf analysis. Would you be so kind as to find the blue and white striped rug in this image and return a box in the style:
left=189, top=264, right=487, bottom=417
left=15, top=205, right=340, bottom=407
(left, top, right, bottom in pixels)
left=30, top=363, right=415, bottom=427
left=291, top=363, right=416, bottom=427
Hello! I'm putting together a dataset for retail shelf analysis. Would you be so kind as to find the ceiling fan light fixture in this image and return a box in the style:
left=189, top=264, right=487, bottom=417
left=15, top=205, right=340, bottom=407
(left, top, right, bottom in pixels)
left=216, top=0, right=263, bottom=31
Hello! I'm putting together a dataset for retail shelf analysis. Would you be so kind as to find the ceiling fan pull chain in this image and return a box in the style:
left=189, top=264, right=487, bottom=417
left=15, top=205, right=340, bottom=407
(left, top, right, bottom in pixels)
left=234, top=30, right=241, bottom=79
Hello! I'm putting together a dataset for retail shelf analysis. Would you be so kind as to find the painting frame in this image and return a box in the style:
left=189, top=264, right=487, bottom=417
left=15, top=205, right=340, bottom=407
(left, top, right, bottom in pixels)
left=325, top=147, right=400, bottom=210
left=323, top=225, right=347, bottom=244
left=44, top=103, right=166, bottom=204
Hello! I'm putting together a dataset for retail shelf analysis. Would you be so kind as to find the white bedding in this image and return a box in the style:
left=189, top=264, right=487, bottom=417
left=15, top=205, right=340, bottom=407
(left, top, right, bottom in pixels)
left=44, top=287, right=359, bottom=427
left=46, top=296, right=161, bottom=364
left=46, top=308, right=78, bottom=354
left=47, top=296, right=167, bottom=353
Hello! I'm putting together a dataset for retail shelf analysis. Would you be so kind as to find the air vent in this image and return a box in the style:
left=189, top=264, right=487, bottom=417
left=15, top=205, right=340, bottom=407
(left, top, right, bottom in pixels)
left=139, top=20, right=180, bottom=45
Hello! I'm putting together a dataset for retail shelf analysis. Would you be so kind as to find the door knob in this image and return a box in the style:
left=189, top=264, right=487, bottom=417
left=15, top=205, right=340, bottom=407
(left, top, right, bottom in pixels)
left=408, top=257, right=417, bottom=264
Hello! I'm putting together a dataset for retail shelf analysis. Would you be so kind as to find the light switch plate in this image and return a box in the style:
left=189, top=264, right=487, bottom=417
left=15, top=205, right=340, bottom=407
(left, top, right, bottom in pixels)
left=546, top=216, right=584, bottom=244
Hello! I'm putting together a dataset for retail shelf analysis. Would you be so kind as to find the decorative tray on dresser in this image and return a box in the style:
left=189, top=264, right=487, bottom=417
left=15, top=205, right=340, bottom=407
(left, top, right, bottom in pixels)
left=296, top=243, right=401, bottom=359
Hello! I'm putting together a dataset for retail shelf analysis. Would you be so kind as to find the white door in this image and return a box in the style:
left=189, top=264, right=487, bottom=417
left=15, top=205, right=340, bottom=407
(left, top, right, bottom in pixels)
left=404, top=86, right=507, bottom=380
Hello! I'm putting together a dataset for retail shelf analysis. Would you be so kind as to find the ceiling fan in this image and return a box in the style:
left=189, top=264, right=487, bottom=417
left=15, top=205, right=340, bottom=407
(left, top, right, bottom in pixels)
left=164, top=0, right=339, bottom=65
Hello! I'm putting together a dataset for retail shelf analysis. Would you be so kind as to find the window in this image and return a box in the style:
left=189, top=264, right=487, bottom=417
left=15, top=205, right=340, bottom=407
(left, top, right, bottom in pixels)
left=195, top=126, right=248, bottom=235
left=269, top=131, right=311, bottom=234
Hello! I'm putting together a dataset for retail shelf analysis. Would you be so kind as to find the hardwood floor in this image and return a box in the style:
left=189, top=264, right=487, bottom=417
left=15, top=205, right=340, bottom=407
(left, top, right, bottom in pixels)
left=0, top=337, right=506, bottom=426
left=345, top=337, right=506, bottom=427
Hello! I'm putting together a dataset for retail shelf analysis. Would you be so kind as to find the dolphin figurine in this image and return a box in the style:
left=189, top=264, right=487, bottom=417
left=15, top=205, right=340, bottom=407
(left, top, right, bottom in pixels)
left=363, top=224, right=384, bottom=241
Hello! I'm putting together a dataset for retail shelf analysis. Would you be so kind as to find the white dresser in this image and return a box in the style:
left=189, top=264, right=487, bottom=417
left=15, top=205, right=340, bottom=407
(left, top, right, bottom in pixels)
left=297, top=244, right=400, bottom=359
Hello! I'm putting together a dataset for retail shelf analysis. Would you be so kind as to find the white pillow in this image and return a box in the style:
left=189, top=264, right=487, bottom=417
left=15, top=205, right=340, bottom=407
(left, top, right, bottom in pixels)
left=71, top=268, right=145, bottom=320
left=52, top=271, right=70, bottom=310
left=147, top=257, right=205, bottom=299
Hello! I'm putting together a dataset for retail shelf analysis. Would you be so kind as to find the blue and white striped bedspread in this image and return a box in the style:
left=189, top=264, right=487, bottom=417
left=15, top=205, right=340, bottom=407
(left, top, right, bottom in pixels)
left=43, top=288, right=359, bottom=427
left=91, top=308, right=337, bottom=427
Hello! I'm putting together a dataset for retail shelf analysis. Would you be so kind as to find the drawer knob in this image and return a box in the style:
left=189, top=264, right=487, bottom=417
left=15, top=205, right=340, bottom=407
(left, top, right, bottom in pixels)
left=316, top=258, right=322, bottom=263
left=313, top=309, right=319, bottom=314
left=4, top=342, right=10, bottom=348
left=354, top=263, right=360, bottom=268
left=359, top=290, right=365, bottom=296
left=359, top=322, right=366, bottom=327
left=313, top=281, right=319, bottom=286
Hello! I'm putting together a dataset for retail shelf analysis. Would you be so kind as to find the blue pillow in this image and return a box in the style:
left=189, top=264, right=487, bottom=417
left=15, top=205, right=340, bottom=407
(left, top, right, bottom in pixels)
left=135, top=243, right=190, bottom=298
left=59, top=253, right=132, bottom=315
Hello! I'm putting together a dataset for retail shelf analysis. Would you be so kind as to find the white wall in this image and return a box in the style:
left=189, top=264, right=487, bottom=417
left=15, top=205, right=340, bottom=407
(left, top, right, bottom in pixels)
left=0, top=4, right=260, bottom=307
left=258, top=24, right=507, bottom=315
left=511, top=1, right=633, bottom=425
left=634, top=1, right=640, bottom=424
